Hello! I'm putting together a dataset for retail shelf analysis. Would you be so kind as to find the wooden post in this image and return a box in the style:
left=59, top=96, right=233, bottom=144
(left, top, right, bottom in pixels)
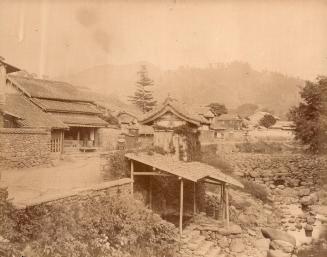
left=225, top=185, right=230, bottom=229
left=220, top=184, right=225, bottom=220
left=130, top=160, right=134, bottom=196
left=193, top=182, right=196, bottom=215
left=179, top=178, right=184, bottom=240
left=149, top=177, right=152, bottom=209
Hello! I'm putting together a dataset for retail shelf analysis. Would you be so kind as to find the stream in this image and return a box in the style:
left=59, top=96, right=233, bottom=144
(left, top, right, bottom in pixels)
left=283, top=205, right=327, bottom=257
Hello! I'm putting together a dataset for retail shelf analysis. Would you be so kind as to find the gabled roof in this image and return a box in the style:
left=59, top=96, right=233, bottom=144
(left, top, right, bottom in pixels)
left=7, top=75, right=91, bottom=102
left=3, top=94, right=67, bottom=129
left=140, top=97, right=210, bottom=126
left=31, top=98, right=101, bottom=114
left=125, top=152, right=243, bottom=188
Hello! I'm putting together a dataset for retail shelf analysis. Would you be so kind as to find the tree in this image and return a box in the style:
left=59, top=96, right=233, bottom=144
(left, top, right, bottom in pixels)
left=288, top=76, right=327, bottom=153
left=207, top=103, right=227, bottom=117
left=128, top=65, right=156, bottom=113
left=259, top=114, right=277, bottom=128
left=236, top=103, right=258, bottom=118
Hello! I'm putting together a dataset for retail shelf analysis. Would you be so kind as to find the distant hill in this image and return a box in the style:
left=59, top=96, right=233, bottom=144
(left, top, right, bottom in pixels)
left=59, top=61, right=304, bottom=118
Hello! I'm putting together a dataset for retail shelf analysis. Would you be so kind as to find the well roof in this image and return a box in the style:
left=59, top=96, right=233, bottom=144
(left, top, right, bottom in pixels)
left=125, top=152, right=243, bottom=188
left=3, top=94, right=67, bottom=129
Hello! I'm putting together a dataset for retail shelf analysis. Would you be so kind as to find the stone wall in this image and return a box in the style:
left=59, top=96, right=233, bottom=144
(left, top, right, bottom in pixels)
left=97, top=127, right=121, bottom=150
left=18, top=178, right=132, bottom=209
left=222, top=153, right=327, bottom=200
left=0, top=128, right=51, bottom=169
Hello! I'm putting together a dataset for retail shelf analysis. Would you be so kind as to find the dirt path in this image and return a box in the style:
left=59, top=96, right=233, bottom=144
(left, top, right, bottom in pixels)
left=0, top=156, right=103, bottom=207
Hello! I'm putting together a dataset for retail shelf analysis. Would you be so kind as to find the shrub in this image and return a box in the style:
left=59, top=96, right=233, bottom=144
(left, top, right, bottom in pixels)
left=235, top=140, right=283, bottom=154
left=201, top=153, right=233, bottom=175
left=14, top=195, right=178, bottom=257
left=240, top=179, right=270, bottom=203
left=103, top=150, right=130, bottom=180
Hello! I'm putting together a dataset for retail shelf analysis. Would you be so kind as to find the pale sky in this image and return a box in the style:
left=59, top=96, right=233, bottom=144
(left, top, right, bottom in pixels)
left=0, top=0, right=327, bottom=80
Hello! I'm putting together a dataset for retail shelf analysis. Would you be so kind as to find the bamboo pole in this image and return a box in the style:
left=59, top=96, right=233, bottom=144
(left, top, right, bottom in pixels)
left=130, top=160, right=134, bottom=196
left=179, top=179, right=184, bottom=240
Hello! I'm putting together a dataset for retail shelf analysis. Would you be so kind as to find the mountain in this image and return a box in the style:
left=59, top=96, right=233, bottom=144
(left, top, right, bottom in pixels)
left=59, top=61, right=304, bottom=118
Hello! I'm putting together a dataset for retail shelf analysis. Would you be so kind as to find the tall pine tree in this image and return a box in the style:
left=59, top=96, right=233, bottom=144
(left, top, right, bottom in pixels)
left=129, top=65, right=156, bottom=113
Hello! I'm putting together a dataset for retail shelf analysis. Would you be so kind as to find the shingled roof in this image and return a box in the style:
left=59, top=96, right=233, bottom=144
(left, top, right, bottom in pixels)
left=3, top=94, right=67, bottom=129
left=125, top=152, right=243, bottom=188
left=8, top=75, right=90, bottom=102
left=140, top=97, right=210, bottom=126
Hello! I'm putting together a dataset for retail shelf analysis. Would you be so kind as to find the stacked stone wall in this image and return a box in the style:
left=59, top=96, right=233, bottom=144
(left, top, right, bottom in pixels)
left=222, top=153, right=327, bottom=199
left=0, top=128, right=51, bottom=169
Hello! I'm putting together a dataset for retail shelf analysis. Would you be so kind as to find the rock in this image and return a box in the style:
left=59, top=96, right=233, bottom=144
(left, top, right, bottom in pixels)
left=261, top=228, right=296, bottom=246
left=300, top=196, right=314, bottom=207
left=254, top=238, right=270, bottom=252
left=218, top=236, right=229, bottom=248
left=270, top=240, right=295, bottom=253
left=229, top=224, right=243, bottom=234
left=267, top=249, right=291, bottom=257
left=306, top=216, right=315, bottom=225
left=229, top=238, right=245, bottom=253
left=295, top=223, right=302, bottom=230
left=298, top=188, right=310, bottom=197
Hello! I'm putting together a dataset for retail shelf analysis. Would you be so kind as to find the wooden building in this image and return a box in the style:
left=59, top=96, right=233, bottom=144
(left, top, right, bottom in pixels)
left=6, top=75, right=108, bottom=153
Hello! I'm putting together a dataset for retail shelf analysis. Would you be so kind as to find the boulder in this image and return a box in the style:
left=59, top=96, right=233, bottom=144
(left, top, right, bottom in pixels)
left=261, top=228, right=296, bottom=246
left=300, top=196, right=314, bottom=207
left=229, top=238, right=245, bottom=253
left=254, top=238, right=270, bottom=252
left=298, top=188, right=310, bottom=197
left=270, top=240, right=295, bottom=253
left=218, top=236, right=229, bottom=248
left=267, top=249, right=291, bottom=257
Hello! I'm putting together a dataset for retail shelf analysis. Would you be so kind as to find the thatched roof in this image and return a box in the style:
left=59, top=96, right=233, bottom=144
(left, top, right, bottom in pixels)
left=3, top=94, right=67, bottom=129
left=8, top=75, right=90, bottom=102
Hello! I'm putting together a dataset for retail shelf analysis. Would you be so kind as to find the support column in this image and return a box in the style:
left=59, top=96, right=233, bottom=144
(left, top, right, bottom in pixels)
left=220, top=184, right=225, bottom=220
left=225, top=185, right=230, bottom=229
left=179, top=178, right=184, bottom=240
left=149, top=177, right=152, bottom=209
left=193, top=182, right=196, bottom=215
left=130, top=160, right=134, bottom=196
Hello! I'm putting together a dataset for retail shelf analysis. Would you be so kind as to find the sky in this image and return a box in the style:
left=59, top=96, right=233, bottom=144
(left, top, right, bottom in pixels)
left=0, top=0, right=327, bottom=81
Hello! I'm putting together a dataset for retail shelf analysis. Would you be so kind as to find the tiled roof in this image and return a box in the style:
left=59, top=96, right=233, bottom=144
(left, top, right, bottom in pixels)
left=51, top=113, right=108, bottom=127
left=31, top=98, right=101, bottom=114
left=140, top=97, right=209, bottom=126
left=125, top=152, right=243, bottom=188
left=8, top=75, right=90, bottom=102
left=3, top=94, right=67, bottom=129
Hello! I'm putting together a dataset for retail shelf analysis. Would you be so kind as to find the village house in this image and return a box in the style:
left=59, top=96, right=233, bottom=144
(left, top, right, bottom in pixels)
left=6, top=75, right=109, bottom=154
left=211, top=113, right=243, bottom=131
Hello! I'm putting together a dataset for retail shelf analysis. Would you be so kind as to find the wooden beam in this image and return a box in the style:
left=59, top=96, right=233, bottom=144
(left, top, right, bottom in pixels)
left=133, top=171, right=172, bottom=176
left=225, top=185, right=230, bottom=229
left=204, top=178, right=222, bottom=185
left=179, top=179, right=184, bottom=240
left=131, top=160, right=134, bottom=196
left=221, top=184, right=225, bottom=220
